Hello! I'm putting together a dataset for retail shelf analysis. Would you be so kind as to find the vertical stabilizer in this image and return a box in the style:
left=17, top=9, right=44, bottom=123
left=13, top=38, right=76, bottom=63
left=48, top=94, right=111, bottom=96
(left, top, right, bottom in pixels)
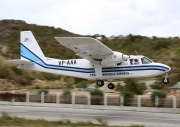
left=20, top=31, right=45, bottom=62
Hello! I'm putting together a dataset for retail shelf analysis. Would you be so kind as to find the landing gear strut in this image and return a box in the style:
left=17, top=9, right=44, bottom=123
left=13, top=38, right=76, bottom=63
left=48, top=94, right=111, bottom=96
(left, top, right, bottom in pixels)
left=162, top=73, right=169, bottom=84
left=96, top=79, right=104, bottom=87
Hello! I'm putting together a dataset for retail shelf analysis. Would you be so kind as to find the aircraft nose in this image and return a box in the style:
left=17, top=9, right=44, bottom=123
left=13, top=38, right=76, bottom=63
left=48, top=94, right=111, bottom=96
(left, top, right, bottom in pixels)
left=163, top=64, right=171, bottom=72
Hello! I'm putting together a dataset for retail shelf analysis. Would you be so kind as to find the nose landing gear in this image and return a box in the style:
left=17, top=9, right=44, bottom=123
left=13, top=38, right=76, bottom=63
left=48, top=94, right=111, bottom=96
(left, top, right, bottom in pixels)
left=162, top=73, right=169, bottom=84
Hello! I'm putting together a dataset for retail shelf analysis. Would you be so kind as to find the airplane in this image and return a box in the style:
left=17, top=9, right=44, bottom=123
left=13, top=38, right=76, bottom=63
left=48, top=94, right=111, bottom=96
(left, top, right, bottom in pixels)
left=8, top=31, right=171, bottom=89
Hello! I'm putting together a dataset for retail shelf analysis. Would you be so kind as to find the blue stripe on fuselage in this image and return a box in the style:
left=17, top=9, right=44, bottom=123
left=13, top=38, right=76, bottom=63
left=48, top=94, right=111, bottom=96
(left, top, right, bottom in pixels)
left=20, top=43, right=168, bottom=73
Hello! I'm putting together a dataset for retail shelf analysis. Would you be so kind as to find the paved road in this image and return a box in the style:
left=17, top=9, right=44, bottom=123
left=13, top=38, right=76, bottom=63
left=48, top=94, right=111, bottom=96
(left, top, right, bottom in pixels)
left=0, top=105, right=180, bottom=127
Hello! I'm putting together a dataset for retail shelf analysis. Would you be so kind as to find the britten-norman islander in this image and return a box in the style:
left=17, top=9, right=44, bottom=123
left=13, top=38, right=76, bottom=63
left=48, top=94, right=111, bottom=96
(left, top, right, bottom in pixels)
left=8, top=31, right=171, bottom=89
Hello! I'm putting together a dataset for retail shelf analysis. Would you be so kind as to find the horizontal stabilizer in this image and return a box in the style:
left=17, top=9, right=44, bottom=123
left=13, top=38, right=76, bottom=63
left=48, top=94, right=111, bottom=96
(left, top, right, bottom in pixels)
left=7, top=59, right=34, bottom=66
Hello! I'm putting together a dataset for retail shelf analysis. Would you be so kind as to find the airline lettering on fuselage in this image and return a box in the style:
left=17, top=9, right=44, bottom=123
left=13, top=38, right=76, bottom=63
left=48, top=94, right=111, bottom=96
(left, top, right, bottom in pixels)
left=90, top=72, right=129, bottom=77
left=59, top=60, right=77, bottom=65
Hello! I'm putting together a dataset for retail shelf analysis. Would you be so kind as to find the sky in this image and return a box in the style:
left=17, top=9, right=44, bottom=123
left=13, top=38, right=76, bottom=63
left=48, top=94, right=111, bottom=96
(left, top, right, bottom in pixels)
left=1, top=0, right=180, bottom=37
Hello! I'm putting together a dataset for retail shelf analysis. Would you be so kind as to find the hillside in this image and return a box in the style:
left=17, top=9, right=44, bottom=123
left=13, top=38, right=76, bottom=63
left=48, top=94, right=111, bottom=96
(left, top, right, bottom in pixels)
left=0, top=19, right=179, bottom=90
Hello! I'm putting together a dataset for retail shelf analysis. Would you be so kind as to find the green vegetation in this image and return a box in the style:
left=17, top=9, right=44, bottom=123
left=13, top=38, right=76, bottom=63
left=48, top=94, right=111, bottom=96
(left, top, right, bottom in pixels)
left=76, top=81, right=88, bottom=88
left=151, top=90, right=167, bottom=107
left=0, top=59, right=35, bottom=86
left=116, top=79, right=147, bottom=95
left=38, top=89, right=49, bottom=95
left=115, top=83, right=124, bottom=91
left=90, top=89, right=104, bottom=105
left=0, top=112, right=144, bottom=127
left=121, top=91, right=135, bottom=106
left=65, top=82, right=74, bottom=88
left=90, top=89, right=104, bottom=96
left=0, top=19, right=179, bottom=89
left=150, top=82, right=164, bottom=90
left=63, top=90, right=71, bottom=96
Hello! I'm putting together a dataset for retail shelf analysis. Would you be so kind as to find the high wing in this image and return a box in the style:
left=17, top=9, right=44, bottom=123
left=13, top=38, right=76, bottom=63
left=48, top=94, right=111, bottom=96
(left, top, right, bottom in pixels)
left=55, top=37, right=113, bottom=61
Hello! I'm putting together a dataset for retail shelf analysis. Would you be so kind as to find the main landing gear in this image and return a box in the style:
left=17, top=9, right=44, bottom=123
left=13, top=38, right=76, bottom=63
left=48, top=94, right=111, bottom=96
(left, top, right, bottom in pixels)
left=96, top=79, right=104, bottom=87
left=162, top=73, right=169, bottom=84
left=96, top=79, right=115, bottom=90
left=107, top=83, right=115, bottom=89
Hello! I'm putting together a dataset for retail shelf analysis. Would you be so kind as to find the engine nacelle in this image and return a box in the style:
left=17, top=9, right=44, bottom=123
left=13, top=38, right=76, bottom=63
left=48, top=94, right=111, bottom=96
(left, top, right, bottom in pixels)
left=101, top=52, right=129, bottom=65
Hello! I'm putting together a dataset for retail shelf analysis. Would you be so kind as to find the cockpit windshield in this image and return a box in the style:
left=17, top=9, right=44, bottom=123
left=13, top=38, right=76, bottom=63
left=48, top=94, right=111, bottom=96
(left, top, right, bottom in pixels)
left=141, top=57, right=153, bottom=64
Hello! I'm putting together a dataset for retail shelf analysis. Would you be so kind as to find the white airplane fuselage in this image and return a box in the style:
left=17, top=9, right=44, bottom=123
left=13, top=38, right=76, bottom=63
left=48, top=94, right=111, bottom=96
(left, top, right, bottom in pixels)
left=9, top=31, right=171, bottom=90
left=20, top=43, right=170, bottom=80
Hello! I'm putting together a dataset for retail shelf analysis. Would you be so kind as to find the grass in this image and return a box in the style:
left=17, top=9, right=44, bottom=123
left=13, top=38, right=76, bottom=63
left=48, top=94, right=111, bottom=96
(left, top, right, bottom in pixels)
left=0, top=112, right=144, bottom=127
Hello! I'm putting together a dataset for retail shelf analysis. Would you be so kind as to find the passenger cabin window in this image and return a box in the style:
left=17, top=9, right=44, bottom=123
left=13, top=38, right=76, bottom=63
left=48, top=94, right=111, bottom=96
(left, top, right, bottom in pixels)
left=141, top=57, right=152, bottom=64
left=129, top=59, right=139, bottom=65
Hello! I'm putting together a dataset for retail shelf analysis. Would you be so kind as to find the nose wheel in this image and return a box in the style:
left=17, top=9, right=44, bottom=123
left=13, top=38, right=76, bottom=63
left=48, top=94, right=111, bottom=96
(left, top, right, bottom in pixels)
left=162, top=73, right=169, bottom=84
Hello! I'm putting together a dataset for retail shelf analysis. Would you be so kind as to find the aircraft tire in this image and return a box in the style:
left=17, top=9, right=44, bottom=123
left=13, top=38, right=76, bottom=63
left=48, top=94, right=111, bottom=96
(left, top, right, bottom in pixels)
left=108, top=83, right=115, bottom=89
left=162, top=77, right=169, bottom=84
left=96, top=79, right=104, bottom=87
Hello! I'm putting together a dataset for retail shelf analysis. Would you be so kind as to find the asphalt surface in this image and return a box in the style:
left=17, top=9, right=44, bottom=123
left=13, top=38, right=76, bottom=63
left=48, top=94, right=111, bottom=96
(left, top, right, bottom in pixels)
left=0, top=105, right=180, bottom=127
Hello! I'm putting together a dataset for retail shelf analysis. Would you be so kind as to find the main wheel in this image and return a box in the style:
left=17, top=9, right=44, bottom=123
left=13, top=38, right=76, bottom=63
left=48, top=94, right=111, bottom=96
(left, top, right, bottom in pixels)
left=96, top=79, right=104, bottom=87
left=162, top=77, right=169, bottom=84
left=107, top=83, right=115, bottom=89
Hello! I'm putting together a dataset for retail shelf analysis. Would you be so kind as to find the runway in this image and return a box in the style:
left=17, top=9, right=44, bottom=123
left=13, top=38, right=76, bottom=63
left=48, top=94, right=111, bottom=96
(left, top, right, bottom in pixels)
left=0, top=105, right=180, bottom=127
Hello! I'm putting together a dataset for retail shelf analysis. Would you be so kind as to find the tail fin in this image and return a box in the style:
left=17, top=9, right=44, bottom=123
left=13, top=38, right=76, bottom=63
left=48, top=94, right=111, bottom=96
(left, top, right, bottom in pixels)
left=20, top=31, right=45, bottom=62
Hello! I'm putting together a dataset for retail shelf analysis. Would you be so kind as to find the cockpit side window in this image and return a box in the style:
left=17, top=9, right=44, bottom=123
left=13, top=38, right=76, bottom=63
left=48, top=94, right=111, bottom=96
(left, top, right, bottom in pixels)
left=134, top=59, right=139, bottom=64
left=129, top=59, right=139, bottom=65
left=141, top=57, right=152, bottom=64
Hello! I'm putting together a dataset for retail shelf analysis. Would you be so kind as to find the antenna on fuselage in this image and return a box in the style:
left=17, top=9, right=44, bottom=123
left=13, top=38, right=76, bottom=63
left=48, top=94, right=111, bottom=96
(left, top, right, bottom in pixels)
left=135, top=50, right=139, bottom=55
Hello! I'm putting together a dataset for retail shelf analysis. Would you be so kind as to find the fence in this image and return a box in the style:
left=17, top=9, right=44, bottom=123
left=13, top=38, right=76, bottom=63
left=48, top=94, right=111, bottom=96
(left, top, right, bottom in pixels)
left=0, top=91, right=180, bottom=108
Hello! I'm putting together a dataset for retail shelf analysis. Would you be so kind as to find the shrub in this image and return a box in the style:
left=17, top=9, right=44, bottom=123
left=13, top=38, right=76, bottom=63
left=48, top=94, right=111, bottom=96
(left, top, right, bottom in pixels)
left=65, top=83, right=74, bottom=88
left=90, top=89, right=104, bottom=105
left=76, top=81, right=87, bottom=88
left=41, top=72, right=60, bottom=80
left=74, top=78, right=86, bottom=84
left=34, top=85, right=40, bottom=89
left=150, top=83, right=164, bottom=90
left=151, top=90, right=167, bottom=107
left=152, top=39, right=170, bottom=50
left=123, top=79, right=146, bottom=95
left=11, top=66, right=23, bottom=75
left=63, top=90, right=71, bottom=96
left=15, top=76, right=31, bottom=86
left=121, top=91, right=135, bottom=106
left=38, top=89, right=49, bottom=95
left=0, top=68, right=9, bottom=78
left=90, top=89, right=104, bottom=96
left=24, top=74, right=35, bottom=80
left=115, top=83, right=123, bottom=92
left=62, top=90, right=72, bottom=104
